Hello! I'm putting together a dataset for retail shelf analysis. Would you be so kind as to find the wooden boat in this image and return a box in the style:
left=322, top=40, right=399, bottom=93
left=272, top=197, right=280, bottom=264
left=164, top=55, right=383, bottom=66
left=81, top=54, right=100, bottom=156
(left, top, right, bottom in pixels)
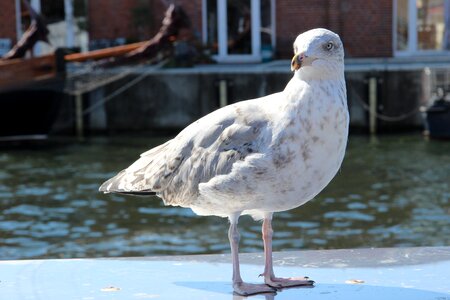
left=0, top=52, right=65, bottom=141
left=0, top=4, right=188, bottom=142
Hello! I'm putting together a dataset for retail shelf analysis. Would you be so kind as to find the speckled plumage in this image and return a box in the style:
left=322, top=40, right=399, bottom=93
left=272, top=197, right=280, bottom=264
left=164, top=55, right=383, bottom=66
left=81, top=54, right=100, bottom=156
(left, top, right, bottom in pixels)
left=100, top=28, right=349, bottom=295
left=100, top=29, right=348, bottom=221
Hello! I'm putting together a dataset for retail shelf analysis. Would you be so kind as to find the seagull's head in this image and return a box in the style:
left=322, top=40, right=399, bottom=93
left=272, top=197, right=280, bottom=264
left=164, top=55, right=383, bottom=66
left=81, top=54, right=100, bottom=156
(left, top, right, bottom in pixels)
left=291, top=28, right=344, bottom=79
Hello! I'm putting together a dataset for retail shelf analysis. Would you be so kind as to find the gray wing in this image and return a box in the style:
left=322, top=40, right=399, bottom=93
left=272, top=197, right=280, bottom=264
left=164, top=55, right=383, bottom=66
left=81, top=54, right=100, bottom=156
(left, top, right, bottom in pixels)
left=99, top=99, right=272, bottom=207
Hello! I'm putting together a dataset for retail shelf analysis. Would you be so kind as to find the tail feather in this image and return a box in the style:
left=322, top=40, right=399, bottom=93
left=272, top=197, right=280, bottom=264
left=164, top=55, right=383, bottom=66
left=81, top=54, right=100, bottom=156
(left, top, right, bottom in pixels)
left=99, top=169, right=155, bottom=193
left=99, top=140, right=172, bottom=195
left=108, top=191, right=156, bottom=196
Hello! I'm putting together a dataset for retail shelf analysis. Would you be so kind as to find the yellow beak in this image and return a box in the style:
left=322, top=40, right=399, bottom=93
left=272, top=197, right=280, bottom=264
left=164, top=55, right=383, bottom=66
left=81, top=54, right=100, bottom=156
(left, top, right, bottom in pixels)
left=291, top=53, right=301, bottom=72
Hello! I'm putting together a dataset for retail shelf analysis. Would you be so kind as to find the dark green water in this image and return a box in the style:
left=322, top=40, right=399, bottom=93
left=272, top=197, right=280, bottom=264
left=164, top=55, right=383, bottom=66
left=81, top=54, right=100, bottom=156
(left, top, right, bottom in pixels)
left=0, top=134, right=449, bottom=260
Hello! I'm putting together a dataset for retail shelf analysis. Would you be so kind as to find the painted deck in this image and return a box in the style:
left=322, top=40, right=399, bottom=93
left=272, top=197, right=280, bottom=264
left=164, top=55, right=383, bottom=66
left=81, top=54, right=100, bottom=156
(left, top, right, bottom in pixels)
left=1, top=247, right=449, bottom=299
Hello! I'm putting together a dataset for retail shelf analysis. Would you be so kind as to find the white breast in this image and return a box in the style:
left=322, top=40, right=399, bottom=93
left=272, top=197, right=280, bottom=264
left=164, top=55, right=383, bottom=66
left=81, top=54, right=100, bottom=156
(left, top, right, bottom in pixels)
left=246, top=80, right=348, bottom=214
left=192, top=79, right=348, bottom=219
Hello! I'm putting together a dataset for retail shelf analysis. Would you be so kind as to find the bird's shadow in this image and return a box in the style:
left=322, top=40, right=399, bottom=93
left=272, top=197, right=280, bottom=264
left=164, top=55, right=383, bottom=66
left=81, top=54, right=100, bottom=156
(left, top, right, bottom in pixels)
left=174, top=281, right=450, bottom=299
left=174, top=281, right=312, bottom=299
left=175, top=281, right=231, bottom=295
left=174, top=281, right=275, bottom=298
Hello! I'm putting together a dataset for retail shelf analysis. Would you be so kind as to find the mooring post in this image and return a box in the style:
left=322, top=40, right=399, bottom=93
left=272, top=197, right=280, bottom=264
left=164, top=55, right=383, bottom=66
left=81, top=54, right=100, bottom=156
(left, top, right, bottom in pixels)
left=75, top=93, right=84, bottom=140
left=219, top=80, right=228, bottom=107
left=368, top=77, right=377, bottom=135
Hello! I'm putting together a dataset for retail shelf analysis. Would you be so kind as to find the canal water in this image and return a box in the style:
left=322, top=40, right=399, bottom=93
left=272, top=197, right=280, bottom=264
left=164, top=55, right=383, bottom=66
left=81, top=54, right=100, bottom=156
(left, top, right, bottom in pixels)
left=0, top=134, right=449, bottom=260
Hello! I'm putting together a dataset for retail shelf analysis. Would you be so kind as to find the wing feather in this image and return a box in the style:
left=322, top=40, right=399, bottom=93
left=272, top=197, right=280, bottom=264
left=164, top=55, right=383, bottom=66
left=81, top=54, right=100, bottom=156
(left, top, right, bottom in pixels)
left=99, top=98, right=273, bottom=207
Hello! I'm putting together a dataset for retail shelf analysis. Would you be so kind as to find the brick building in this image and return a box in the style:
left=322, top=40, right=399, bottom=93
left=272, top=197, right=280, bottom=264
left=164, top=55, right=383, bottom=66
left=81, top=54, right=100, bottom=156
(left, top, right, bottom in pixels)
left=1, top=0, right=449, bottom=61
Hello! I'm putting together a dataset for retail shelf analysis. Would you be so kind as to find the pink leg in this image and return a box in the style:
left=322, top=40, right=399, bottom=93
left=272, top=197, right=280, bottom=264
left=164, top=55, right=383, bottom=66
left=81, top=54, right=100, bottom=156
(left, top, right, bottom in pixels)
left=261, top=213, right=314, bottom=288
left=228, top=214, right=276, bottom=296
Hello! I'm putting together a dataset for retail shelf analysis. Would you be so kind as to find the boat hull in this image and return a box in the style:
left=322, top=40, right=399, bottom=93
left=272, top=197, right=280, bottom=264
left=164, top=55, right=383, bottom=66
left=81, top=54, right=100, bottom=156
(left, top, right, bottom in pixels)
left=424, top=101, right=450, bottom=139
left=0, top=84, right=63, bottom=140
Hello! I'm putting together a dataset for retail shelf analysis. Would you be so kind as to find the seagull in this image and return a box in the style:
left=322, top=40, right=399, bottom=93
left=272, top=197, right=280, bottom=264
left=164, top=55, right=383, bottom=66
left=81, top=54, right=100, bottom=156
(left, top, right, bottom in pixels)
left=100, top=28, right=348, bottom=296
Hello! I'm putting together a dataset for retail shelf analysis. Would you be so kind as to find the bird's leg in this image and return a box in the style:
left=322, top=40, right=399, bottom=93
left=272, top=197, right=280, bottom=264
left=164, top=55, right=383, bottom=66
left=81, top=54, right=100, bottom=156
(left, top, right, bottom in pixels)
left=261, top=213, right=314, bottom=288
left=228, top=214, right=276, bottom=296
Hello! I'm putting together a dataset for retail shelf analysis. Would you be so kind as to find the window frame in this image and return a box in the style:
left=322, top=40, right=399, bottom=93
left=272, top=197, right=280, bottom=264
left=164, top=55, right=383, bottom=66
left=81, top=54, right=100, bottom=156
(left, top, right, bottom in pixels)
left=202, top=0, right=276, bottom=63
left=393, top=0, right=450, bottom=56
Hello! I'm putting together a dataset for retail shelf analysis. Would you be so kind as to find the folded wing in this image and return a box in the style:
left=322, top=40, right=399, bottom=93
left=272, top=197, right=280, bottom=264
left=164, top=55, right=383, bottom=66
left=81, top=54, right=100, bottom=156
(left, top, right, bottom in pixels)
left=99, top=99, right=272, bottom=207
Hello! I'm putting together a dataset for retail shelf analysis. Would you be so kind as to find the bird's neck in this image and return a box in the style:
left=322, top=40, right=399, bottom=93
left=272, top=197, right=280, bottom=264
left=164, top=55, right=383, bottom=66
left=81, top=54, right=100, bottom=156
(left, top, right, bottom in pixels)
left=295, top=62, right=344, bottom=81
left=285, top=74, right=346, bottom=101
left=281, top=73, right=347, bottom=118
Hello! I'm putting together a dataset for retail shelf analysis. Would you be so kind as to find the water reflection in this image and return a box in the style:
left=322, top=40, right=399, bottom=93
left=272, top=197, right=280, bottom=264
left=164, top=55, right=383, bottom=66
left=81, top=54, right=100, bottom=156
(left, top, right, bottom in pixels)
left=0, top=134, right=449, bottom=259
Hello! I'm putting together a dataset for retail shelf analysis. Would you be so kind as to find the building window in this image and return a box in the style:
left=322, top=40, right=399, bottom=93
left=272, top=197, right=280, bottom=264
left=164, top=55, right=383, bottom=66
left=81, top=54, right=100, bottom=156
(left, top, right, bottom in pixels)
left=202, top=0, right=274, bottom=63
left=395, top=0, right=450, bottom=55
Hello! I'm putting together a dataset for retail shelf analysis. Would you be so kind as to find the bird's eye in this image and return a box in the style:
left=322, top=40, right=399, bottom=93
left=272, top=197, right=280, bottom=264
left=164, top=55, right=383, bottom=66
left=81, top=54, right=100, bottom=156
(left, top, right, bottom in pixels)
left=325, top=42, right=334, bottom=50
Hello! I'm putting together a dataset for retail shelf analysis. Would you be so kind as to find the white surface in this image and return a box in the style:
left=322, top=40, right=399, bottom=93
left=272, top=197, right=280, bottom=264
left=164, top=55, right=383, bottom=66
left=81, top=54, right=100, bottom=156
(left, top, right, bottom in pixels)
left=1, top=247, right=449, bottom=299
